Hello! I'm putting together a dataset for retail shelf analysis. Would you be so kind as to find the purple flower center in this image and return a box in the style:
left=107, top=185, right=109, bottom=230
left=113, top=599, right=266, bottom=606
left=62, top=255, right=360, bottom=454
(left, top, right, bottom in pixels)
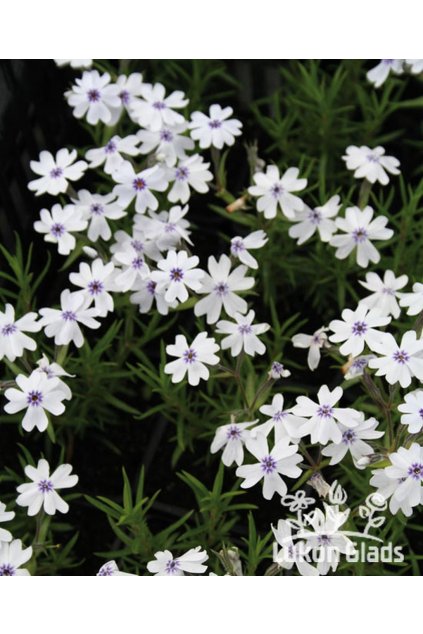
left=231, top=239, right=245, bottom=254
left=407, top=462, right=423, bottom=481
left=342, top=429, right=356, bottom=445
left=88, top=280, right=104, bottom=296
left=271, top=361, right=284, bottom=377
left=351, top=357, right=368, bottom=371
left=383, top=59, right=394, bottom=66
left=165, top=222, right=176, bottom=233
left=318, top=534, right=332, bottom=546
left=271, top=183, right=284, bottom=198
left=352, top=228, right=368, bottom=243
left=119, top=90, right=130, bottom=105
left=317, top=404, right=334, bottom=419
left=208, top=119, right=222, bottom=129
left=183, top=348, right=197, bottom=364
left=27, top=390, right=43, bottom=407
left=38, top=479, right=54, bottom=493
left=98, top=564, right=114, bottom=576
left=0, top=564, right=15, bottom=576
left=308, top=209, right=322, bottom=225
left=133, top=177, right=147, bottom=192
left=351, top=320, right=368, bottom=336
left=393, top=349, right=409, bottom=364
left=226, top=425, right=241, bottom=440
left=153, top=101, right=166, bottom=110
left=105, top=140, right=117, bottom=154
left=273, top=410, right=287, bottom=422
left=165, top=559, right=180, bottom=574
left=51, top=223, right=65, bottom=238
left=214, top=282, right=229, bottom=296
left=160, top=129, right=173, bottom=142
left=382, top=287, right=395, bottom=296
left=175, top=166, right=189, bottom=181
left=131, top=239, right=144, bottom=252
left=131, top=257, right=144, bottom=270
left=90, top=203, right=104, bottom=216
left=61, top=310, right=77, bottom=322
left=238, top=324, right=252, bottom=335
left=419, top=408, right=423, bottom=419
left=87, top=89, right=101, bottom=103
left=170, top=267, right=184, bottom=282
left=1, top=323, right=17, bottom=336
left=147, top=280, right=157, bottom=295
left=260, top=455, right=277, bottom=474
left=366, top=153, right=380, bottom=163
left=49, top=167, right=63, bottom=179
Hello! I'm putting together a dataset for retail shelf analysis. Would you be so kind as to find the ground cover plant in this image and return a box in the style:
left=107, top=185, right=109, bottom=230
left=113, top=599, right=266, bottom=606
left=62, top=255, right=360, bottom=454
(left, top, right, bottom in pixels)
left=1, top=58, right=423, bottom=576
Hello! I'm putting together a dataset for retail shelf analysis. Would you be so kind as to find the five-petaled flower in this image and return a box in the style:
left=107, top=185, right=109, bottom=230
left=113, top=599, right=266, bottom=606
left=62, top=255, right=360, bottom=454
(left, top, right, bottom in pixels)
left=16, top=458, right=78, bottom=516
left=164, top=332, right=220, bottom=386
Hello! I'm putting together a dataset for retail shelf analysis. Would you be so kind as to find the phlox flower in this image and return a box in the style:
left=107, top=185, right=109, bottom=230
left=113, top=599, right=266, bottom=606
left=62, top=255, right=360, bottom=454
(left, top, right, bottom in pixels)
left=343, top=145, right=400, bottom=185
left=288, top=195, right=340, bottom=245
left=0, top=304, right=41, bottom=362
left=147, top=546, right=208, bottom=576
left=343, top=354, right=375, bottom=380
left=113, top=161, right=168, bottom=214
left=130, top=82, right=188, bottom=131
left=328, top=304, right=390, bottom=357
left=65, top=70, right=121, bottom=125
left=144, top=205, right=193, bottom=251
left=366, top=59, right=404, bottom=88
left=70, top=190, right=126, bottom=242
left=399, top=282, right=423, bottom=316
left=322, top=413, right=383, bottom=465
left=189, top=104, right=242, bottom=149
left=28, top=149, right=87, bottom=196
left=164, top=332, right=219, bottom=386
left=36, top=354, right=73, bottom=400
left=130, top=276, right=176, bottom=316
left=255, top=394, right=302, bottom=443
left=269, top=361, right=291, bottom=380
left=97, top=561, right=135, bottom=576
left=39, top=289, right=101, bottom=348
left=398, top=390, right=423, bottom=434
left=16, top=459, right=78, bottom=516
left=216, top=310, right=270, bottom=357
left=108, top=73, right=145, bottom=125
left=359, top=270, right=408, bottom=319
left=292, top=327, right=329, bottom=371
left=151, top=250, right=204, bottom=304
left=167, top=155, right=213, bottom=204
left=210, top=420, right=256, bottom=466
left=368, top=330, right=423, bottom=388
left=137, top=122, right=194, bottom=167
left=0, top=540, right=32, bottom=576
left=248, top=165, right=307, bottom=219
left=272, top=520, right=318, bottom=576
left=85, top=135, right=141, bottom=175
left=0, top=502, right=15, bottom=543
left=230, top=230, right=268, bottom=269
left=69, top=259, right=116, bottom=316
left=34, top=203, right=88, bottom=255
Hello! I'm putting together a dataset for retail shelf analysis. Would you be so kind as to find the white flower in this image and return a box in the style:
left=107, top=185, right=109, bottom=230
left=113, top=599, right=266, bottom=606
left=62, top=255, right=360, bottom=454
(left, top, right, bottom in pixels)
left=113, top=245, right=151, bottom=292
left=16, top=459, right=78, bottom=516
left=0, top=502, right=15, bottom=543
left=210, top=420, right=256, bottom=466
left=151, top=250, right=204, bottom=304
left=144, top=205, right=193, bottom=251
left=255, top=394, right=303, bottom=443
left=55, top=59, right=92, bottom=69
left=167, top=155, right=213, bottom=204
left=194, top=254, right=254, bottom=324
left=370, top=443, right=423, bottom=516
left=398, top=390, right=423, bottom=434
left=113, top=161, right=168, bottom=214
left=299, top=504, right=356, bottom=575
left=343, top=146, right=400, bottom=185
left=108, top=73, right=145, bottom=124
left=368, top=330, right=423, bottom=388
left=71, top=190, right=126, bottom=242
left=28, top=149, right=87, bottom=196
left=130, top=275, right=175, bottom=316
left=290, top=385, right=361, bottom=445
left=147, top=546, right=208, bottom=576
left=329, top=304, right=390, bottom=357
left=0, top=540, right=32, bottom=576
left=65, top=70, right=121, bottom=125
left=367, top=59, right=404, bottom=88
left=85, top=135, right=140, bottom=175
left=269, top=361, right=291, bottom=380
left=236, top=433, right=302, bottom=500
left=39, top=289, right=101, bottom=348
left=189, top=104, right=242, bottom=149
left=137, top=122, right=194, bottom=166
left=97, top=560, right=135, bottom=576
left=288, top=195, right=340, bottom=245
left=291, top=327, right=329, bottom=371
left=34, top=203, right=88, bottom=254
left=164, top=332, right=219, bottom=386
left=70, top=259, right=116, bottom=316
left=129, top=82, right=188, bottom=131
left=330, top=206, right=393, bottom=268
left=216, top=310, right=270, bottom=357
left=230, top=230, right=268, bottom=269
left=343, top=354, right=375, bottom=380
left=248, top=165, right=307, bottom=220
left=4, top=371, right=67, bottom=432
left=406, top=59, right=423, bottom=74
left=399, top=282, right=423, bottom=316
left=359, top=270, right=408, bottom=318
left=0, top=304, right=41, bottom=362
left=110, top=227, right=161, bottom=263
left=322, top=414, right=384, bottom=465
left=272, top=520, right=318, bottom=576
left=36, top=354, right=73, bottom=400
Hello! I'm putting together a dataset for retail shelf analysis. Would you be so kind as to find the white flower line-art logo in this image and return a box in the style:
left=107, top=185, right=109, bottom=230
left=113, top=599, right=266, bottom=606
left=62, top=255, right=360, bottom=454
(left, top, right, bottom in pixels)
left=274, top=481, right=405, bottom=571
